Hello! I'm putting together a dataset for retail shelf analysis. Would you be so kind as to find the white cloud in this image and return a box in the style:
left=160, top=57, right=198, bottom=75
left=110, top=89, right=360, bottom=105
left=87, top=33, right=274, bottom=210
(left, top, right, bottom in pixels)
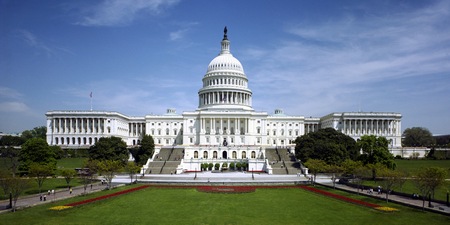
left=0, top=102, right=30, bottom=113
left=15, top=30, right=55, bottom=57
left=0, top=86, right=23, bottom=99
left=246, top=1, right=450, bottom=117
left=76, top=0, right=180, bottom=26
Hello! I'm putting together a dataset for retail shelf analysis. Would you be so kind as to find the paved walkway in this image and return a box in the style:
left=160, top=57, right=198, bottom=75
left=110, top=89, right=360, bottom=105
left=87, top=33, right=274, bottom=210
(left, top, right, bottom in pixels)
left=314, top=175, right=450, bottom=216
left=0, top=182, right=107, bottom=213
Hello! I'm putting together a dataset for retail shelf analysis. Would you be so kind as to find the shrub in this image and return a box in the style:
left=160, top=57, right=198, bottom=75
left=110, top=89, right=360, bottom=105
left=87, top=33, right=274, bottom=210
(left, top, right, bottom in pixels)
left=214, top=163, right=220, bottom=170
left=208, top=163, right=213, bottom=171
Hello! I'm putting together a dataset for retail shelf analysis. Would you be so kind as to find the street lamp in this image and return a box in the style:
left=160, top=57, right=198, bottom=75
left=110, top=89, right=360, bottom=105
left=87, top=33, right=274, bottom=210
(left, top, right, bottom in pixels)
left=142, top=167, right=145, bottom=177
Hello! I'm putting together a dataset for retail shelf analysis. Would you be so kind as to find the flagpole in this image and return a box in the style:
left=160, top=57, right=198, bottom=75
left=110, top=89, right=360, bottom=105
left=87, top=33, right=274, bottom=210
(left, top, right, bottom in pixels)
left=90, top=92, right=93, bottom=111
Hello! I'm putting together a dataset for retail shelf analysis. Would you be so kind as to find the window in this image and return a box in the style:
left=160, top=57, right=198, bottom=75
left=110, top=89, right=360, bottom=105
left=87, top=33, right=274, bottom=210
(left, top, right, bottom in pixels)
left=273, top=130, right=276, bottom=136
left=166, top=128, right=169, bottom=135
left=194, top=151, right=198, bottom=158
left=189, top=138, right=193, bottom=143
left=257, top=127, right=260, bottom=134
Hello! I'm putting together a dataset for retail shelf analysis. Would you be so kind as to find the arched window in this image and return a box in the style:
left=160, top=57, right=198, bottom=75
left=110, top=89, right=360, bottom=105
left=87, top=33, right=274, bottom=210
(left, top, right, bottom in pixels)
left=232, top=151, right=237, bottom=159
left=203, top=151, right=208, bottom=159
left=194, top=151, right=198, bottom=158
left=251, top=151, right=256, bottom=159
left=242, top=151, right=246, bottom=159
left=213, top=151, right=218, bottom=159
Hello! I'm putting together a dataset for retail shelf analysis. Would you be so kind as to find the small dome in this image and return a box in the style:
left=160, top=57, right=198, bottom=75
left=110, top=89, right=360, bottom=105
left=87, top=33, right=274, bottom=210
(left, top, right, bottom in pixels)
left=207, top=54, right=244, bottom=73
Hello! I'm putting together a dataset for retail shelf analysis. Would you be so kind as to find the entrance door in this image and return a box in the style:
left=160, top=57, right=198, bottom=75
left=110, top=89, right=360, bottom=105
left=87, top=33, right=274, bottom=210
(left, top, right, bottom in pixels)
left=222, top=151, right=227, bottom=159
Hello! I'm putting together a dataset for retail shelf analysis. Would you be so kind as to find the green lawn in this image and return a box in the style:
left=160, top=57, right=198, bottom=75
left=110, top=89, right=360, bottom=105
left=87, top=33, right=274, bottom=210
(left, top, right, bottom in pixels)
left=394, top=159, right=450, bottom=178
left=56, top=158, right=86, bottom=170
left=1, top=185, right=448, bottom=225
left=360, top=159, right=450, bottom=201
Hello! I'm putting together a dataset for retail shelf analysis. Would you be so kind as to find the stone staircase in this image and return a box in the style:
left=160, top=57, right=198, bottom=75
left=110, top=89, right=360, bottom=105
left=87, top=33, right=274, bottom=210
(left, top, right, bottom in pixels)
left=266, top=148, right=301, bottom=175
left=147, top=147, right=184, bottom=174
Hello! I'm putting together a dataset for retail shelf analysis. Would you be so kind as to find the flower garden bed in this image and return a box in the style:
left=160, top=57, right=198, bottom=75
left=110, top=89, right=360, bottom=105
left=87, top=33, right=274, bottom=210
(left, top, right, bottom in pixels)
left=197, top=186, right=256, bottom=194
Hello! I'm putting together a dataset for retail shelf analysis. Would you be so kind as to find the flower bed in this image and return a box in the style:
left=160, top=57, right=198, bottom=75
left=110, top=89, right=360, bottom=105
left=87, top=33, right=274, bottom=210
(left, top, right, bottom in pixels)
left=65, top=185, right=150, bottom=207
left=197, top=186, right=256, bottom=194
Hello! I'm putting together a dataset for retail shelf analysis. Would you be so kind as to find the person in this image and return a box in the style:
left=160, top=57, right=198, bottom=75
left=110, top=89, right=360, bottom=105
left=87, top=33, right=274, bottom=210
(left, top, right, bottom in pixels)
left=43, top=194, right=47, bottom=201
left=39, top=194, right=42, bottom=201
left=51, top=189, right=55, bottom=196
left=69, top=187, right=73, bottom=194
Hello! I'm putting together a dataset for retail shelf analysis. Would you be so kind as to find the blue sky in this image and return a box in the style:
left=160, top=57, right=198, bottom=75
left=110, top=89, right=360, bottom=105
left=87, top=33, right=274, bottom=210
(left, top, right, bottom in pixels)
left=1, top=0, right=449, bottom=135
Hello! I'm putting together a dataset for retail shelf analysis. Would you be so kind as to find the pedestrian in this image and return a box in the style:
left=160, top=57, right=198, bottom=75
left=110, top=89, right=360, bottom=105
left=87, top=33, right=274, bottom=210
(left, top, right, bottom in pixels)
left=43, top=194, right=47, bottom=201
left=52, top=189, right=55, bottom=196
left=90, top=184, right=93, bottom=190
left=69, top=187, right=73, bottom=194
left=40, top=194, right=42, bottom=201
left=48, top=190, right=50, bottom=195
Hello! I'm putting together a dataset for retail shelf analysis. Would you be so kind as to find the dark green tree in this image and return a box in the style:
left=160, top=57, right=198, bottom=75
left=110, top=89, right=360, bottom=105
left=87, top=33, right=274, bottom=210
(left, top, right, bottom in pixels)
left=89, top=137, right=128, bottom=162
left=19, top=138, right=56, bottom=172
left=0, top=135, right=25, bottom=146
left=1, top=147, right=20, bottom=177
left=294, top=128, right=359, bottom=165
left=402, top=127, right=435, bottom=147
left=357, top=135, right=395, bottom=169
left=21, top=126, right=47, bottom=141
left=129, top=135, right=155, bottom=166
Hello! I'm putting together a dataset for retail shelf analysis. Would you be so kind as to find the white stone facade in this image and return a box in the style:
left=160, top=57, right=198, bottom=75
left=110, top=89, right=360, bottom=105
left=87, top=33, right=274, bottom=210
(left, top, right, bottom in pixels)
left=46, top=29, right=402, bottom=152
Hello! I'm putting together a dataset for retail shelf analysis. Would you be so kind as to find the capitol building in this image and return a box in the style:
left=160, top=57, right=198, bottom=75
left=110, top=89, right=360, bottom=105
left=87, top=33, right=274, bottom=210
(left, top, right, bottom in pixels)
left=46, top=28, right=402, bottom=174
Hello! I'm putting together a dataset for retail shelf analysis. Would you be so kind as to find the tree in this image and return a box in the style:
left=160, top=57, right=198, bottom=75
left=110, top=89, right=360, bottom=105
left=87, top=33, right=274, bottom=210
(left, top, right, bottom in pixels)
left=97, top=160, right=123, bottom=190
left=19, top=138, right=56, bottom=172
left=80, top=160, right=99, bottom=194
left=130, top=134, right=155, bottom=166
left=414, top=167, right=447, bottom=208
left=304, top=159, right=327, bottom=185
left=341, top=159, right=363, bottom=176
left=124, top=161, right=141, bottom=183
left=295, top=128, right=359, bottom=165
left=60, top=169, right=77, bottom=189
left=8, top=177, right=31, bottom=212
left=402, top=127, right=435, bottom=147
left=325, top=164, right=344, bottom=189
left=0, top=135, right=25, bottom=146
left=29, top=163, right=54, bottom=194
left=21, top=126, right=47, bottom=141
left=357, top=135, right=395, bottom=179
left=353, top=165, right=371, bottom=194
left=1, top=147, right=20, bottom=177
left=377, top=168, right=404, bottom=202
left=89, top=137, right=128, bottom=162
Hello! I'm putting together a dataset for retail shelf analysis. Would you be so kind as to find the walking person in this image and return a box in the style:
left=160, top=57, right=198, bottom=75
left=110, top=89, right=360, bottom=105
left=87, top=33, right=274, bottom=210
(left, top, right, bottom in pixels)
left=69, top=187, right=73, bottom=194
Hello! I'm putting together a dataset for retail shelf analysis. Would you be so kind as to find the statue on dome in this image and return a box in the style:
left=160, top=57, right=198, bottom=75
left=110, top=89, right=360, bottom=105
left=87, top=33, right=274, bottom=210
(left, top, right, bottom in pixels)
left=223, top=26, right=228, bottom=40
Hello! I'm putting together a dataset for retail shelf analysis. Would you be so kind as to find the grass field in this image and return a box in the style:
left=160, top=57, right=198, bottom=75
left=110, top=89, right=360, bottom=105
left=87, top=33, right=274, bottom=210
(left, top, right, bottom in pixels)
left=394, top=159, right=450, bottom=178
left=1, top=185, right=449, bottom=225
left=56, top=158, right=86, bottom=170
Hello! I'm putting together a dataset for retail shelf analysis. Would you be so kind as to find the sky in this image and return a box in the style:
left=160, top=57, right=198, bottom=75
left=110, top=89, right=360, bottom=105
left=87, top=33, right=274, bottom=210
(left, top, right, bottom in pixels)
left=1, top=0, right=449, bottom=135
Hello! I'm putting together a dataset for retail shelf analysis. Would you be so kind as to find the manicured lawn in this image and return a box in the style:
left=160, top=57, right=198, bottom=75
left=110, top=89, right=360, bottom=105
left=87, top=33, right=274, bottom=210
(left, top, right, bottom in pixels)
left=56, top=158, right=86, bottom=170
left=1, top=185, right=449, bottom=225
left=395, top=159, right=450, bottom=178
left=0, top=178, right=84, bottom=200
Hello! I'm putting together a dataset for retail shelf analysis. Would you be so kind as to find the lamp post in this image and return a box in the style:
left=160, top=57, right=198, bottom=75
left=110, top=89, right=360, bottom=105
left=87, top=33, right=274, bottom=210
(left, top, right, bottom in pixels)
left=141, top=167, right=145, bottom=177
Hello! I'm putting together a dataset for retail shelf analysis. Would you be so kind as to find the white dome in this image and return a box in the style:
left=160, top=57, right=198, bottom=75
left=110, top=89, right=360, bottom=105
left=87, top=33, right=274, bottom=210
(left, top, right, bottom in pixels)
left=207, top=54, right=244, bottom=73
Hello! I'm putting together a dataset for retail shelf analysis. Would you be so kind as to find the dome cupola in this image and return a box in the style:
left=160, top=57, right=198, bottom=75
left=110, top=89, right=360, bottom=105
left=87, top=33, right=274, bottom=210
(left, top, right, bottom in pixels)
left=198, top=27, right=253, bottom=111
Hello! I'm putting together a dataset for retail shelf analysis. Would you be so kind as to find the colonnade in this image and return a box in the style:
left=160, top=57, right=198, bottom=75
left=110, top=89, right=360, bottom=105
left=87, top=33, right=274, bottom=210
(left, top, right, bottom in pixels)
left=52, top=117, right=105, bottom=134
left=343, top=119, right=400, bottom=136
left=305, top=123, right=319, bottom=134
left=204, top=76, right=247, bottom=87
left=129, top=122, right=145, bottom=137
left=198, top=117, right=250, bottom=135
left=199, top=91, right=251, bottom=106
